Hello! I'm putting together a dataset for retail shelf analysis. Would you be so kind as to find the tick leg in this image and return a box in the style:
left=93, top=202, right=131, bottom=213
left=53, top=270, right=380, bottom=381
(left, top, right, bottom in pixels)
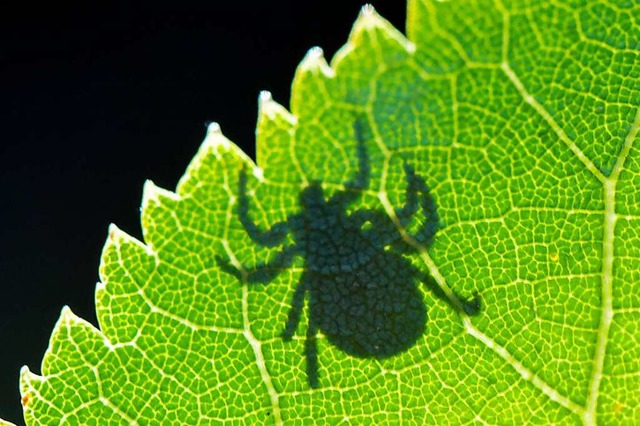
left=352, top=163, right=441, bottom=249
left=397, top=162, right=440, bottom=247
left=330, top=117, right=371, bottom=206
left=237, top=168, right=290, bottom=248
left=348, top=117, right=371, bottom=192
left=215, top=245, right=297, bottom=284
left=462, top=292, right=482, bottom=316
left=420, top=271, right=482, bottom=316
left=396, top=162, right=421, bottom=224
left=305, top=317, right=319, bottom=389
left=281, top=279, right=308, bottom=340
left=279, top=279, right=319, bottom=388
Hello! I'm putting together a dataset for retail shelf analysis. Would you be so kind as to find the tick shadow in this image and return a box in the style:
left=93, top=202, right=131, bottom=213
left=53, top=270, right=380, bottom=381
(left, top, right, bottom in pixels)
left=217, top=119, right=480, bottom=388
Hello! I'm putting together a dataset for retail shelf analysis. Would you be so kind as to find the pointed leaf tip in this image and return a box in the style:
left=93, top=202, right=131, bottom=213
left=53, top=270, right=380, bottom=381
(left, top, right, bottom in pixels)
left=57, top=306, right=81, bottom=329
left=259, top=90, right=272, bottom=104
left=350, top=3, right=415, bottom=54
left=258, top=90, right=276, bottom=114
left=357, top=3, right=382, bottom=26
left=202, top=123, right=233, bottom=154
left=307, top=46, right=324, bottom=58
left=258, top=90, right=296, bottom=124
left=360, top=4, right=375, bottom=16
left=105, top=222, right=146, bottom=253
left=142, top=181, right=179, bottom=214
left=142, top=179, right=159, bottom=199
left=107, top=223, right=141, bottom=249
left=19, top=365, right=40, bottom=386
left=107, top=223, right=121, bottom=238
left=60, top=305, right=73, bottom=318
left=298, top=46, right=334, bottom=77
left=206, top=121, right=221, bottom=135
left=19, top=365, right=31, bottom=377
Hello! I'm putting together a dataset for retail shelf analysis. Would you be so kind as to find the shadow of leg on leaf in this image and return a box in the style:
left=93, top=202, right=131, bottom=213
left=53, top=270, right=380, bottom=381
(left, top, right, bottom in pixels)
left=215, top=117, right=481, bottom=388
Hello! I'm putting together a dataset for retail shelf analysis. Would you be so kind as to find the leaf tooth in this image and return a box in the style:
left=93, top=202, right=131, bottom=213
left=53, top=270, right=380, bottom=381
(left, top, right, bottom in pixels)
left=200, top=121, right=243, bottom=160
left=56, top=305, right=103, bottom=335
left=203, top=122, right=229, bottom=149
left=101, top=224, right=147, bottom=283
left=354, top=4, right=391, bottom=33
left=142, top=179, right=180, bottom=208
left=19, top=364, right=43, bottom=416
left=202, top=121, right=246, bottom=158
left=139, top=180, right=182, bottom=252
left=141, top=179, right=161, bottom=207
left=258, top=89, right=272, bottom=104
left=40, top=306, right=98, bottom=374
left=58, top=304, right=75, bottom=323
left=258, top=90, right=296, bottom=124
left=106, top=222, right=125, bottom=243
left=105, top=223, right=147, bottom=251
left=359, top=3, right=376, bottom=18
left=291, top=46, right=335, bottom=115
left=205, top=121, right=221, bottom=135
left=298, top=46, right=335, bottom=78
left=350, top=3, right=416, bottom=54
left=19, top=365, right=41, bottom=386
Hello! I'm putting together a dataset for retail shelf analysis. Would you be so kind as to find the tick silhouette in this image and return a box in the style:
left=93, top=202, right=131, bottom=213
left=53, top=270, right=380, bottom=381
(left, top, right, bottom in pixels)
left=217, top=120, right=480, bottom=388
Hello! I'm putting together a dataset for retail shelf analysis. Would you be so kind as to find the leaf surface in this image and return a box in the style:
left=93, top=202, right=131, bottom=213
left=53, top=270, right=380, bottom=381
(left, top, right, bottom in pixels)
left=8, top=0, right=640, bottom=424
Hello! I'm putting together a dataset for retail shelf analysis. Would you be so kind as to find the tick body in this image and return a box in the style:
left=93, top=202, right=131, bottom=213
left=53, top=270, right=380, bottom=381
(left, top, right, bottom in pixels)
left=218, top=119, right=479, bottom=387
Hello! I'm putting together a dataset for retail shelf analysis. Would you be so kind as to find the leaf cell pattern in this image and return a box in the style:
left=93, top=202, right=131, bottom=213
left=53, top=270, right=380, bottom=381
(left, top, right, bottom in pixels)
left=10, top=0, right=640, bottom=425
left=216, top=118, right=480, bottom=389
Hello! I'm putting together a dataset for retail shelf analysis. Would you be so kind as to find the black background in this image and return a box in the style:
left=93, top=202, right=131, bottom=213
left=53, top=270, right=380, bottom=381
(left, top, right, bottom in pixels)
left=1, top=1, right=405, bottom=423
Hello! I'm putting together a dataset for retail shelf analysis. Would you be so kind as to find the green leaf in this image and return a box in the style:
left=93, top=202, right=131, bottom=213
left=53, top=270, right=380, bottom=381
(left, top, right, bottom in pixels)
left=7, top=0, right=639, bottom=424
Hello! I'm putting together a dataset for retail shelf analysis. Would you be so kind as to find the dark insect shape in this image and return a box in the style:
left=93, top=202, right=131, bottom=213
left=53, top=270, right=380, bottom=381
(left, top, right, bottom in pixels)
left=217, top=119, right=480, bottom=388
